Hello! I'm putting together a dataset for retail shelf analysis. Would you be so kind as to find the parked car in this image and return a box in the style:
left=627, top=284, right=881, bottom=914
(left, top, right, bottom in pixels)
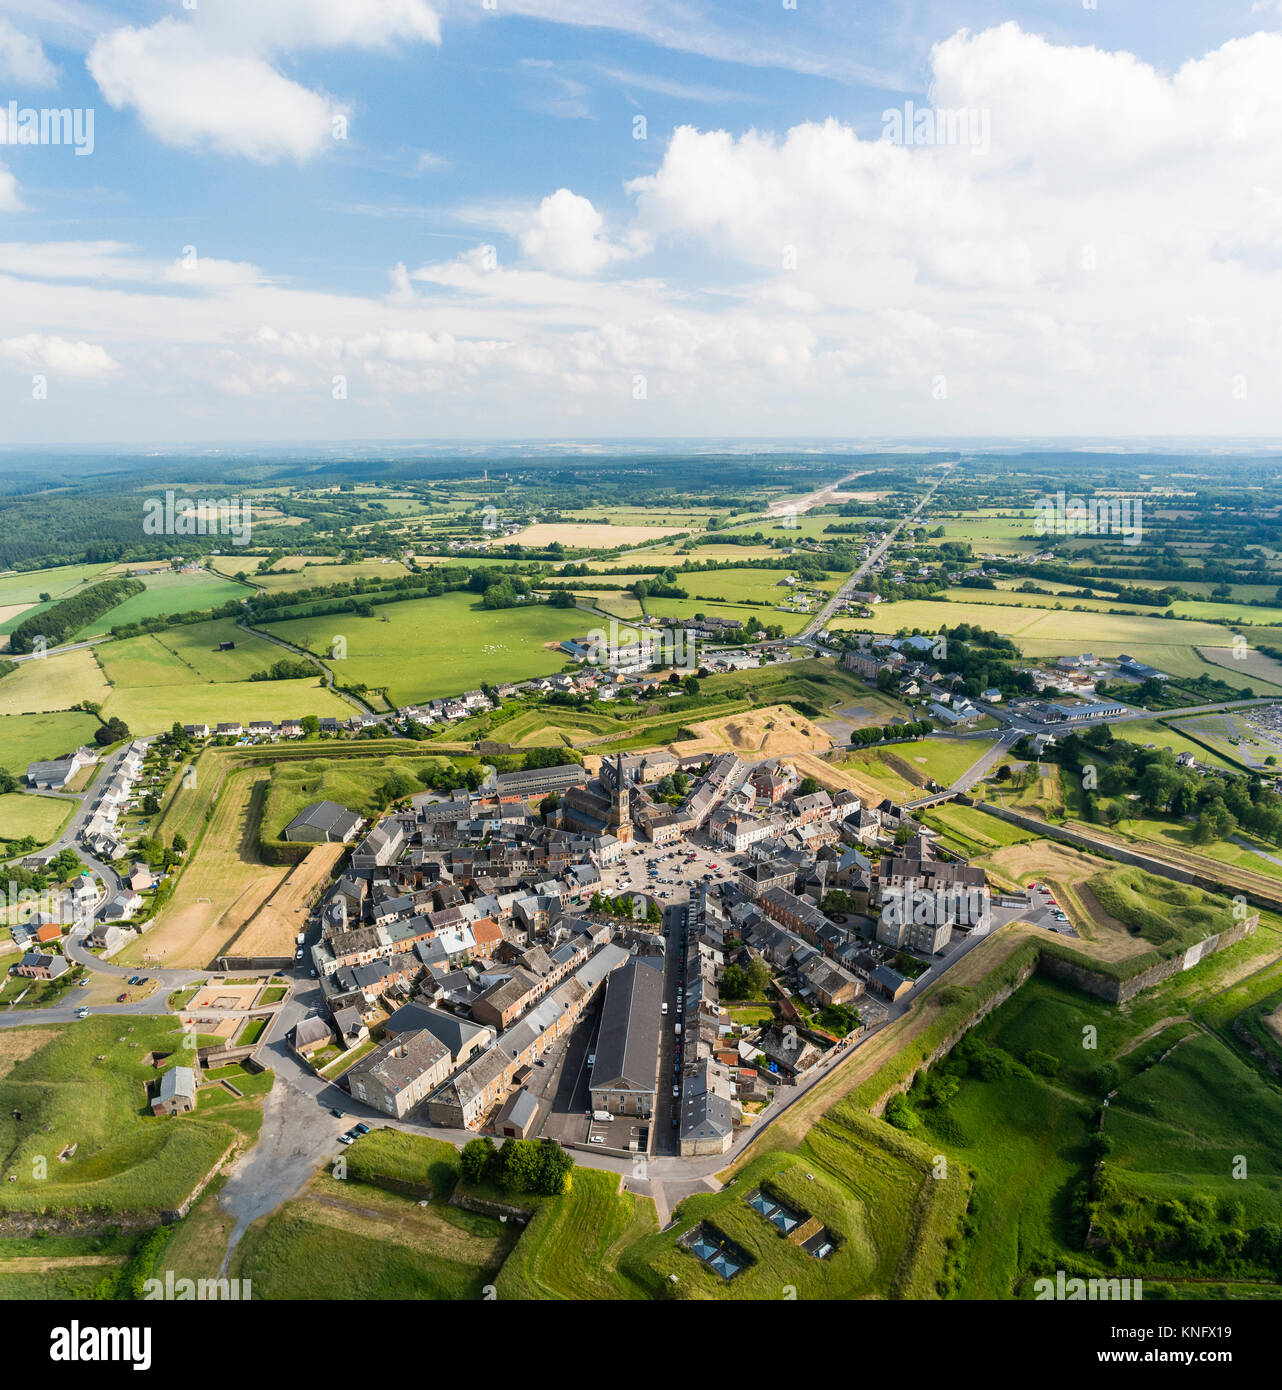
left=353, top=1123, right=370, bottom=1136
left=330, top=1107, right=344, bottom=1118
left=589, top=1135, right=605, bottom=1145
left=672, top=1085, right=679, bottom=1097
left=74, top=1007, right=90, bottom=1019
left=337, top=1133, right=354, bottom=1146
left=116, top=993, right=127, bottom=1003
left=295, top=948, right=304, bottom=960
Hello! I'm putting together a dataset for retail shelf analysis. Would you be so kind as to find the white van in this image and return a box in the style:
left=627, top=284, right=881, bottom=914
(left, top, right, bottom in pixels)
left=674, top=1023, right=682, bottom=1037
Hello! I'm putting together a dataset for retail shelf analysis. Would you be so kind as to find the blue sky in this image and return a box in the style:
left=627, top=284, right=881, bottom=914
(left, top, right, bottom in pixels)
left=2, top=0, right=1282, bottom=443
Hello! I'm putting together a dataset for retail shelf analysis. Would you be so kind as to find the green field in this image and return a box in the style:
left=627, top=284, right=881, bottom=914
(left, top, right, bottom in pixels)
left=267, top=592, right=586, bottom=705
left=75, top=570, right=252, bottom=638
left=894, top=735, right=997, bottom=787
left=0, top=646, right=111, bottom=717
left=0, top=563, right=114, bottom=609
left=0, top=791, right=73, bottom=843
left=0, top=711, right=102, bottom=777
left=98, top=619, right=302, bottom=688
left=247, top=559, right=410, bottom=593
left=0, top=1018, right=262, bottom=1219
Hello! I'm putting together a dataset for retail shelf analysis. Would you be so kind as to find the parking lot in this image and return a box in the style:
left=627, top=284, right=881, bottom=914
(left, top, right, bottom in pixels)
left=600, top=834, right=747, bottom=908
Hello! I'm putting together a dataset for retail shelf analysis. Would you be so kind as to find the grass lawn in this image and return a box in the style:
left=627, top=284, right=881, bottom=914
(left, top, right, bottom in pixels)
left=234, top=1167, right=518, bottom=1299
left=0, top=791, right=74, bottom=844
left=895, top=735, right=998, bottom=787
left=0, top=1018, right=249, bottom=1218
left=267, top=591, right=585, bottom=705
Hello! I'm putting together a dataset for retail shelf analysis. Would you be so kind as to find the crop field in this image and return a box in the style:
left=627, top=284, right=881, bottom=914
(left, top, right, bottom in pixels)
left=0, top=791, right=73, bottom=843
left=512, top=522, right=685, bottom=549
left=1197, top=645, right=1282, bottom=693
left=74, top=570, right=252, bottom=638
left=0, top=1018, right=248, bottom=1219
left=0, top=646, right=110, bottom=716
left=267, top=592, right=584, bottom=705
left=0, top=711, right=102, bottom=776
left=837, top=599, right=1272, bottom=680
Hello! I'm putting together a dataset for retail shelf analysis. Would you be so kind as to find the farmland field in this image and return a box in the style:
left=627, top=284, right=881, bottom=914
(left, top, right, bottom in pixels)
left=74, top=570, right=252, bottom=637
left=0, top=646, right=110, bottom=715
left=98, top=619, right=299, bottom=688
left=248, top=559, right=410, bottom=593
left=0, top=711, right=102, bottom=776
left=100, top=676, right=349, bottom=737
left=0, top=563, right=114, bottom=608
left=512, top=522, right=685, bottom=549
left=0, top=791, right=73, bottom=843
left=267, top=592, right=584, bottom=704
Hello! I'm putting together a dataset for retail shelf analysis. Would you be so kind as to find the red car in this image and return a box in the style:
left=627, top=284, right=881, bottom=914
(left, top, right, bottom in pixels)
left=116, top=992, right=127, bottom=1002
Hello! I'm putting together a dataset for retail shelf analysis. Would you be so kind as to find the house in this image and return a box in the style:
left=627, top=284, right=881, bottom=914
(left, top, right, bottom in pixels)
left=494, top=1087, right=546, bottom=1140
left=678, top=1061, right=737, bottom=1156
left=870, top=965, right=912, bottom=1001
left=87, top=922, right=132, bottom=956
left=14, top=951, right=69, bottom=980
left=283, top=800, right=363, bottom=844
left=589, top=956, right=664, bottom=1118
left=291, top=1016, right=334, bottom=1058
left=184, top=723, right=210, bottom=738
left=152, top=1065, right=197, bottom=1116
left=103, top=891, right=144, bottom=922
left=346, top=1029, right=452, bottom=1119
left=215, top=722, right=243, bottom=737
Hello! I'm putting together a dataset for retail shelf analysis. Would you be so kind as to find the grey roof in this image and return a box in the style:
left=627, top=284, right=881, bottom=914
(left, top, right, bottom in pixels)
left=590, top=955, right=664, bottom=1094
left=383, top=1000, right=491, bottom=1059
left=158, top=1066, right=196, bottom=1102
left=285, top=800, right=361, bottom=839
left=680, top=1063, right=734, bottom=1143
left=293, top=1016, right=333, bottom=1048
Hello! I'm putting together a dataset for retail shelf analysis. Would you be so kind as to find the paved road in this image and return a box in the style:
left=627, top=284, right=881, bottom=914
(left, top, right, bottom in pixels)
left=799, top=481, right=942, bottom=643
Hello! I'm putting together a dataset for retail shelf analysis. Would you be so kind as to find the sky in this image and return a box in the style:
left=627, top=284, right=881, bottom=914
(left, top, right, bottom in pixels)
left=2, top=0, right=1282, bottom=444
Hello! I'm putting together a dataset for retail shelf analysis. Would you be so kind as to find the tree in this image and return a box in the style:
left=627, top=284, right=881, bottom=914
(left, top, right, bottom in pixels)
left=171, top=831, right=188, bottom=854
left=460, top=1136, right=497, bottom=1186
left=797, top=776, right=821, bottom=796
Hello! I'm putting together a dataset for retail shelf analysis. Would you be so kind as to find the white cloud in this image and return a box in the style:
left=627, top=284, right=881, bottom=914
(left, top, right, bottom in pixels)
left=0, top=164, right=21, bottom=212
left=88, top=20, right=346, bottom=163
left=86, top=1, right=440, bottom=163
left=0, top=332, right=118, bottom=376
left=518, top=189, right=632, bottom=275
left=0, top=17, right=58, bottom=86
